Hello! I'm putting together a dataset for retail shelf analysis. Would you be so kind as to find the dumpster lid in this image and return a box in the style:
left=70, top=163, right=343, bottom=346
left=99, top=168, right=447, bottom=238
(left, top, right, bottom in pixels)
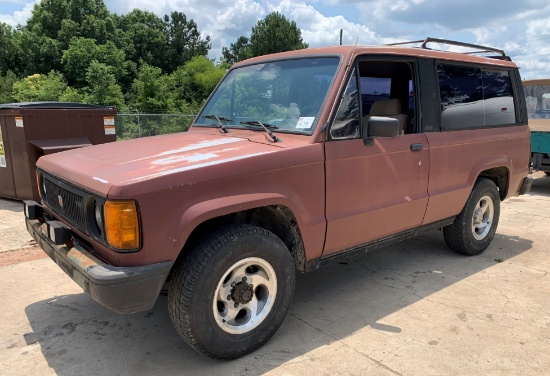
left=0, top=102, right=114, bottom=110
left=28, top=137, right=93, bottom=155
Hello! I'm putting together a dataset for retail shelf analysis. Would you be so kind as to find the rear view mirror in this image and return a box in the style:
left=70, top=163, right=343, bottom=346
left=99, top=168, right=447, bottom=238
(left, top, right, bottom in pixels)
left=363, top=116, right=399, bottom=143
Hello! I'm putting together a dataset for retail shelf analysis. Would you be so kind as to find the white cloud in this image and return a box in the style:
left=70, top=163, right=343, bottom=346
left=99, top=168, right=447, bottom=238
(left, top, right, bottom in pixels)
left=0, top=0, right=38, bottom=26
left=268, top=0, right=379, bottom=46
left=2, top=0, right=550, bottom=78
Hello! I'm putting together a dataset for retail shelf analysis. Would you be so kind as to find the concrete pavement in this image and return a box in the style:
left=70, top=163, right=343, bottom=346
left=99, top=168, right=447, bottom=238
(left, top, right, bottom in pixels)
left=1, top=173, right=549, bottom=375
left=0, top=198, right=33, bottom=253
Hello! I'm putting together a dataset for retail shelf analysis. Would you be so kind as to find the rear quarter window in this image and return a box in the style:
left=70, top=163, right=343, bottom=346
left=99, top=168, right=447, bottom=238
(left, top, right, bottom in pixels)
left=437, top=64, right=517, bottom=130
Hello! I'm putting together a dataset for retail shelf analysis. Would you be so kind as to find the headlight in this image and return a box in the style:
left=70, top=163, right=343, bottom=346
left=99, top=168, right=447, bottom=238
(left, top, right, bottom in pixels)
left=41, top=175, right=47, bottom=197
left=94, top=201, right=103, bottom=233
left=104, top=200, right=140, bottom=250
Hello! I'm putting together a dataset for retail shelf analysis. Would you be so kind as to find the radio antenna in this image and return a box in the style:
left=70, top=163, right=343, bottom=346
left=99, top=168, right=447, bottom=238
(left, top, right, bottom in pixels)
left=345, top=37, right=359, bottom=69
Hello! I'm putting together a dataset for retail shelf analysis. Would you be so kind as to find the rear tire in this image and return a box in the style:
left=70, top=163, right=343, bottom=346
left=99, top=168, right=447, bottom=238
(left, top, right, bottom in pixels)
left=443, top=179, right=500, bottom=255
left=168, top=224, right=295, bottom=359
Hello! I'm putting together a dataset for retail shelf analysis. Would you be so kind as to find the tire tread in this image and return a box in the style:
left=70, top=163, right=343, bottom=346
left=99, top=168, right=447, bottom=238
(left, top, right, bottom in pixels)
left=443, top=178, right=500, bottom=256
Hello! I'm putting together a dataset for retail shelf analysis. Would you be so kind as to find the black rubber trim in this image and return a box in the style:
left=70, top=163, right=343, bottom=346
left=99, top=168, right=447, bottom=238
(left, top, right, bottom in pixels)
left=305, top=217, right=456, bottom=271
left=518, top=176, right=533, bottom=195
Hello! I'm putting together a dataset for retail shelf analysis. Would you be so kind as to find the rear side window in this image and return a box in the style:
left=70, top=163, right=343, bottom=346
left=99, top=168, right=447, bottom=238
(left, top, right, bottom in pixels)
left=438, top=64, right=516, bottom=130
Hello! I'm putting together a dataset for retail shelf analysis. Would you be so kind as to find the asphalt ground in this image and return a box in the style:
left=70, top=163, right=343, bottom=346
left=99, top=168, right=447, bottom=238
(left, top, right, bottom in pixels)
left=1, top=172, right=549, bottom=375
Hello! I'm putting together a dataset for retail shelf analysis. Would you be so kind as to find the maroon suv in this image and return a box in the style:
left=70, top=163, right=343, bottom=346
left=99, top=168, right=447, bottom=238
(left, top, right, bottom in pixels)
left=24, top=38, right=532, bottom=359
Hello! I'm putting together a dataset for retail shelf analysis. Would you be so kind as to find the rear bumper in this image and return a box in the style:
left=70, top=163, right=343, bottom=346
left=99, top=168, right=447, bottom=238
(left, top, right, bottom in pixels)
left=25, top=207, right=172, bottom=314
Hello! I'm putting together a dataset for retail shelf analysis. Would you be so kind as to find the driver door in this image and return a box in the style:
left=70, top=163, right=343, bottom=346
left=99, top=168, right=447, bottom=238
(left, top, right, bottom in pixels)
left=323, top=61, right=430, bottom=256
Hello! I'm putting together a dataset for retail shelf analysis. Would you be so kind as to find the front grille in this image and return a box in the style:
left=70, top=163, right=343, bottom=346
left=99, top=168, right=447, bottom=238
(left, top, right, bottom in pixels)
left=42, top=175, right=86, bottom=230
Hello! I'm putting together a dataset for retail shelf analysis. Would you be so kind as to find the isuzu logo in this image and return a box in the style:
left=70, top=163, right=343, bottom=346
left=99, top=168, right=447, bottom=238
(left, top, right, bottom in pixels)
left=58, top=195, right=63, bottom=208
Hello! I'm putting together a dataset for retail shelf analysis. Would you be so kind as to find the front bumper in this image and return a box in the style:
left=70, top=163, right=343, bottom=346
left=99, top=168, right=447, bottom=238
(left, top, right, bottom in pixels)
left=25, top=203, right=172, bottom=314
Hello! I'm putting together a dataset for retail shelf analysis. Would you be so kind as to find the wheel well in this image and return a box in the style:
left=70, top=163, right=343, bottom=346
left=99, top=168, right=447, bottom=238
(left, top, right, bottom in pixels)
left=182, top=205, right=306, bottom=272
left=478, top=166, right=509, bottom=200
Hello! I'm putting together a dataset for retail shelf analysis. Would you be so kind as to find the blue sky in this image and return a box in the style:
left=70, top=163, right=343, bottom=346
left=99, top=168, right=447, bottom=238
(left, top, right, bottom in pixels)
left=1, top=0, right=550, bottom=79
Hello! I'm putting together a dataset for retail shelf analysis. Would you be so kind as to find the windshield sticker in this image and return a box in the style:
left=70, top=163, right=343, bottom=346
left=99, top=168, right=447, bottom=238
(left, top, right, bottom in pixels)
left=0, top=127, right=5, bottom=167
left=296, top=117, right=315, bottom=129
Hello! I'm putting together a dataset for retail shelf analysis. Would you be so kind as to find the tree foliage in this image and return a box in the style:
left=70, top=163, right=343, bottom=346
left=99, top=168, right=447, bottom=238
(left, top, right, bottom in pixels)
left=0, top=1, right=309, bottom=115
left=84, top=61, right=125, bottom=107
left=12, top=71, right=67, bottom=102
left=224, top=12, right=308, bottom=66
left=62, top=37, right=125, bottom=87
left=250, top=12, right=308, bottom=57
left=0, top=70, right=17, bottom=103
left=222, top=36, right=252, bottom=66
left=164, top=12, right=211, bottom=72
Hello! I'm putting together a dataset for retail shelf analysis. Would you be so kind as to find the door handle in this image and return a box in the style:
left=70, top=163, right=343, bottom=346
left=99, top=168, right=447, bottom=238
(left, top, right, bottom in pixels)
left=410, top=143, right=423, bottom=151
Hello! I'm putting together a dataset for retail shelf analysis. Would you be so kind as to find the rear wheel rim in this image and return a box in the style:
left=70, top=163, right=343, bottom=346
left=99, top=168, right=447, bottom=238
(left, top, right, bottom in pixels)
left=213, top=257, right=277, bottom=334
left=471, top=195, right=494, bottom=241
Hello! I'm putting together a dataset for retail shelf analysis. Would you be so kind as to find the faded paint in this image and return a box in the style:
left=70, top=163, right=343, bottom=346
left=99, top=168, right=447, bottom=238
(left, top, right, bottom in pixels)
left=134, top=152, right=275, bottom=181
left=152, top=152, right=219, bottom=165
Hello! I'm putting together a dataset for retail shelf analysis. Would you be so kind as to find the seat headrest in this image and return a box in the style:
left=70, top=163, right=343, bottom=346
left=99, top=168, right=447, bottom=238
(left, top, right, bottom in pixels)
left=370, top=98, right=402, bottom=116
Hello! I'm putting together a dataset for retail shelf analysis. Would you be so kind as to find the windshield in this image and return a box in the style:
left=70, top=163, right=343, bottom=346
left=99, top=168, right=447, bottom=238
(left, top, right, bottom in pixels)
left=196, top=57, right=341, bottom=134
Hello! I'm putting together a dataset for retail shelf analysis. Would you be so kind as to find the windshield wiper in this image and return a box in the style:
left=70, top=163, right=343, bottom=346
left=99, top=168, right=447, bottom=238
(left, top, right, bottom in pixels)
left=202, top=115, right=230, bottom=133
left=239, top=120, right=281, bottom=142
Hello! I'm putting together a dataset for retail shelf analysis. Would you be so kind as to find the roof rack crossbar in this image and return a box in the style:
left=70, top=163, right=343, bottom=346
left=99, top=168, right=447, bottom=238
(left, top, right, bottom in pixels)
left=387, top=37, right=507, bottom=57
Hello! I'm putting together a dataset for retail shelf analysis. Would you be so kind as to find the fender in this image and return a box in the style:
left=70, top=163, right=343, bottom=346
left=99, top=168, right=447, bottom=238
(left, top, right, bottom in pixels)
left=175, top=193, right=324, bottom=259
left=423, top=155, right=511, bottom=225
left=450, top=156, right=511, bottom=214
left=467, top=155, right=511, bottom=190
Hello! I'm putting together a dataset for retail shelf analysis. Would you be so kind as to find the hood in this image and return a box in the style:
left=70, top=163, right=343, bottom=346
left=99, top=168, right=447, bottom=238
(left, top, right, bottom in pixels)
left=37, top=132, right=279, bottom=197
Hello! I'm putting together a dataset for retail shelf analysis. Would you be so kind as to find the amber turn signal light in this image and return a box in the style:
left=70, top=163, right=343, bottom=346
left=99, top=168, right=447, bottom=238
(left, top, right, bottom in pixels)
left=104, top=200, right=140, bottom=250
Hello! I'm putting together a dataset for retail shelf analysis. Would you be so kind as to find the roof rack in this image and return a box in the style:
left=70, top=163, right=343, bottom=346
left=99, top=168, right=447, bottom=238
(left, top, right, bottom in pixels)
left=387, top=37, right=510, bottom=60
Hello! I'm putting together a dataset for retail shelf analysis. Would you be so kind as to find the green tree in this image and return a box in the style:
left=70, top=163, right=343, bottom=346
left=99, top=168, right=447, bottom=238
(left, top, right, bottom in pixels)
left=13, top=31, right=63, bottom=77
left=26, top=0, right=114, bottom=45
left=15, top=0, right=116, bottom=77
left=60, top=86, right=86, bottom=103
left=249, top=12, right=308, bottom=57
left=171, top=56, right=226, bottom=107
left=84, top=61, right=125, bottom=108
left=163, top=11, right=211, bottom=72
left=0, top=71, right=18, bottom=103
left=130, top=63, right=176, bottom=112
left=62, top=37, right=125, bottom=87
left=12, top=71, right=67, bottom=102
left=221, top=36, right=251, bottom=65
left=0, top=23, right=16, bottom=74
left=117, top=10, right=167, bottom=70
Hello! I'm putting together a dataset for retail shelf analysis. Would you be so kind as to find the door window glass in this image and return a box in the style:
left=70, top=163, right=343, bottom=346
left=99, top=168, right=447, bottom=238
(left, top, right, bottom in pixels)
left=330, top=68, right=360, bottom=139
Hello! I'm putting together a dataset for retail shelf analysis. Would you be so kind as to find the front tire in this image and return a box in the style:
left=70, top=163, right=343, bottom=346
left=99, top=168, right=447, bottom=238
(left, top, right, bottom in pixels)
left=443, top=179, right=500, bottom=255
left=168, top=224, right=295, bottom=359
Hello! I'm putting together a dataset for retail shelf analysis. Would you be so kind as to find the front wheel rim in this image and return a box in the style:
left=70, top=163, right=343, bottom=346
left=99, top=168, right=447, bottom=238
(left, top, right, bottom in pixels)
left=471, top=195, right=494, bottom=241
left=213, top=257, right=277, bottom=334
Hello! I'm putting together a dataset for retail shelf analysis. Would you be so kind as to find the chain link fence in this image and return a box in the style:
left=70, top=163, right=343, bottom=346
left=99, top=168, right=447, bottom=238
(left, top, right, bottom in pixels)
left=115, top=113, right=196, bottom=140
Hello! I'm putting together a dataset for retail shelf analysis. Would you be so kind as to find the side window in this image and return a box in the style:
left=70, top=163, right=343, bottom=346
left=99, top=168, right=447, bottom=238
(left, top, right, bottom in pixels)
left=482, top=70, right=516, bottom=126
left=330, top=68, right=360, bottom=139
left=358, top=60, right=416, bottom=135
left=438, top=65, right=483, bottom=129
left=360, top=77, right=391, bottom=115
left=438, top=64, right=517, bottom=129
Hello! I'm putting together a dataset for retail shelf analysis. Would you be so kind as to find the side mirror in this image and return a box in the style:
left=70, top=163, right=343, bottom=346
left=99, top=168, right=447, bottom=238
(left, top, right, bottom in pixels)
left=362, top=116, right=399, bottom=144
